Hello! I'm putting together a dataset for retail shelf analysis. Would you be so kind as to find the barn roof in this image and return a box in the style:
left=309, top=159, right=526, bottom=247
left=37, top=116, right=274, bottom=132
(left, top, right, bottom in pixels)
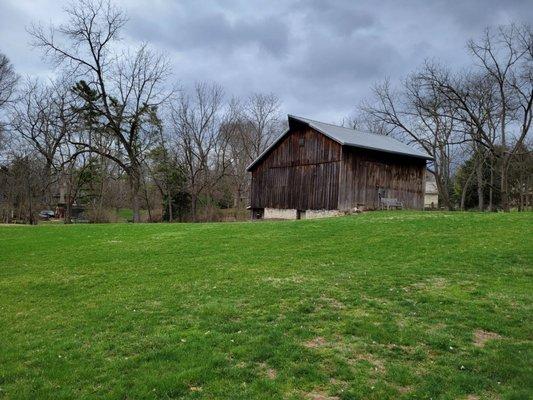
left=246, top=115, right=432, bottom=171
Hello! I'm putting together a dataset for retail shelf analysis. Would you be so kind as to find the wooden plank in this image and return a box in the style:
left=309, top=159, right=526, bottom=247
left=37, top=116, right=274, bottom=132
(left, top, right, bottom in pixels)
left=337, top=147, right=425, bottom=210
left=250, top=126, right=341, bottom=210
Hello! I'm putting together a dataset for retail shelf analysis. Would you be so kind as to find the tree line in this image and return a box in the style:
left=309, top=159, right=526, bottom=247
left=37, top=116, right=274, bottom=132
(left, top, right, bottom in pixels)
left=356, top=23, right=532, bottom=211
left=0, top=0, right=283, bottom=223
left=0, top=1, right=531, bottom=224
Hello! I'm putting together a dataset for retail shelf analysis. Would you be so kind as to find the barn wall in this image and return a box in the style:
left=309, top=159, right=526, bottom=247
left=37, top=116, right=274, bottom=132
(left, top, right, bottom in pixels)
left=250, top=126, right=342, bottom=210
left=338, top=147, right=426, bottom=210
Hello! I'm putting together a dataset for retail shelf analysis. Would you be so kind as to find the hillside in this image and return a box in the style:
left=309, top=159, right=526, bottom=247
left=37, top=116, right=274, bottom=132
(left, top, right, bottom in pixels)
left=0, top=212, right=532, bottom=399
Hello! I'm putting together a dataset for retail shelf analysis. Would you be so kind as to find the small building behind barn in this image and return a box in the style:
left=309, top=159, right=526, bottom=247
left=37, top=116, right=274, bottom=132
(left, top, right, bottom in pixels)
left=247, top=115, right=432, bottom=219
left=424, top=170, right=439, bottom=209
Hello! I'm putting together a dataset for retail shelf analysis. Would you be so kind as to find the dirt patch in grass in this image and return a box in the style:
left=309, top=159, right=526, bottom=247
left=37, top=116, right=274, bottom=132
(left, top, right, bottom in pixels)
left=265, top=368, right=277, bottom=379
left=465, top=393, right=502, bottom=400
left=305, top=391, right=340, bottom=400
left=473, top=330, right=502, bottom=347
left=398, top=386, right=413, bottom=394
left=263, top=275, right=307, bottom=287
left=258, top=362, right=277, bottom=380
left=319, top=295, right=345, bottom=310
left=329, top=378, right=349, bottom=389
left=304, top=335, right=387, bottom=374
left=406, top=277, right=448, bottom=291
left=304, top=336, right=328, bottom=349
left=385, top=343, right=415, bottom=353
left=350, top=353, right=386, bottom=374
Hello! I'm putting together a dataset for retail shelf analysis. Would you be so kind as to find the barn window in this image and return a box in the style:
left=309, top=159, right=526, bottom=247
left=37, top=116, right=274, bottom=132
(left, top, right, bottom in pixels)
left=298, top=137, right=305, bottom=147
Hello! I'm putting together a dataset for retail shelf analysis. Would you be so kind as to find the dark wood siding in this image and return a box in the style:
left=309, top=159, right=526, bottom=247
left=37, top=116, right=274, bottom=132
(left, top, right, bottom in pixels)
left=250, top=125, right=427, bottom=211
left=338, top=147, right=426, bottom=210
left=250, top=126, right=341, bottom=210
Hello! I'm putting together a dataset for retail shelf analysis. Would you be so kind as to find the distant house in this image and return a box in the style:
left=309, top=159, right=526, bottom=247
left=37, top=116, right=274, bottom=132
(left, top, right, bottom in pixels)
left=247, top=115, right=433, bottom=219
left=424, top=170, right=439, bottom=209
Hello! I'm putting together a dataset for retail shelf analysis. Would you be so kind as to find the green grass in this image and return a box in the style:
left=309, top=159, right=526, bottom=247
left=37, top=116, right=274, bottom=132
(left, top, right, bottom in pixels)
left=116, top=207, right=134, bottom=221
left=0, top=212, right=532, bottom=399
left=115, top=208, right=149, bottom=222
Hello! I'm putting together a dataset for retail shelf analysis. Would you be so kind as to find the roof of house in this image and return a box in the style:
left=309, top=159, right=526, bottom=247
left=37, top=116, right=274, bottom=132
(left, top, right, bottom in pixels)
left=246, top=115, right=433, bottom=171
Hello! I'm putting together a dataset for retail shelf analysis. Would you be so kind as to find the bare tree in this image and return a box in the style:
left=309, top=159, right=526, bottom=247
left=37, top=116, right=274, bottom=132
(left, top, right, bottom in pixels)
left=0, top=53, right=18, bottom=109
left=219, top=102, right=251, bottom=212
left=466, top=25, right=532, bottom=211
left=0, top=52, right=19, bottom=150
left=418, top=25, right=532, bottom=211
left=343, top=113, right=390, bottom=136
left=10, top=78, right=74, bottom=206
left=360, top=76, right=461, bottom=210
left=458, top=148, right=477, bottom=211
left=29, top=0, right=171, bottom=222
left=509, top=138, right=532, bottom=210
left=0, top=152, right=46, bottom=224
left=170, top=82, right=229, bottom=221
left=145, top=126, right=189, bottom=222
left=456, top=72, right=498, bottom=211
left=240, top=93, right=282, bottom=160
left=220, top=93, right=282, bottom=211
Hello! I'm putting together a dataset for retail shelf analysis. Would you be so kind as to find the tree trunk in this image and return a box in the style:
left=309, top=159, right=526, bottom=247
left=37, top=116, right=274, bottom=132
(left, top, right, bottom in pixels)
left=524, top=176, right=531, bottom=210
left=461, top=167, right=476, bottom=211
left=488, top=159, right=494, bottom=212
left=64, top=200, right=72, bottom=224
left=129, top=169, right=141, bottom=223
left=233, top=187, right=239, bottom=209
left=191, top=192, right=197, bottom=222
left=476, top=155, right=484, bottom=211
left=26, top=173, right=35, bottom=225
left=434, top=167, right=452, bottom=210
left=167, top=190, right=173, bottom=222
left=43, top=162, right=53, bottom=210
left=500, top=158, right=509, bottom=212
left=142, top=180, right=152, bottom=222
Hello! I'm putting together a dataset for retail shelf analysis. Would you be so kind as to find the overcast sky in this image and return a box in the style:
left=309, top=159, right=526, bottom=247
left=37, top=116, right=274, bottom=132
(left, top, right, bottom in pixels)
left=1, top=0, right=532, bottom=123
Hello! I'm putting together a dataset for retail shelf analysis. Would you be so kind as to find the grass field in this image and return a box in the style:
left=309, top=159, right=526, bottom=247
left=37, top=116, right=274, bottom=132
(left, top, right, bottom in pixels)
left=0, top=212, right=532, bottom=399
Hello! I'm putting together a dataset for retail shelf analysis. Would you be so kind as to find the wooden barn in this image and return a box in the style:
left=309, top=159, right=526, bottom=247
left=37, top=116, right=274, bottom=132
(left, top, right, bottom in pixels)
left=247, top=115, right=432, bottom=219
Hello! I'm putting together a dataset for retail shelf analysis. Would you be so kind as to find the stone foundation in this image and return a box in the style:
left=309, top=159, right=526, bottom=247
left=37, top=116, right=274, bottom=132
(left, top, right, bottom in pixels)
left=263, top=208, right=298, bottom=220
left=262, top=208, right=347, bottom=220
left=303, top=209, right=344, bottom=219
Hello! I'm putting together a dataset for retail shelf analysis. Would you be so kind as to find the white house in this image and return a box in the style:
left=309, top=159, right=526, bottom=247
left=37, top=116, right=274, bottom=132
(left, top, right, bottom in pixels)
left=424, top=170, right=439, bottom=209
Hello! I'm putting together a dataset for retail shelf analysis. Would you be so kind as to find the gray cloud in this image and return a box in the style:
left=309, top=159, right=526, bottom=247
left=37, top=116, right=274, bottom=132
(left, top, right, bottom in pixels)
left=127, top=2, right=289, bottom=57
left=288, top=36, right=401, bottom=82
left=431, top=0, right=533, bottom=31
left=296, top=0, right=378, bottom=37
left=0, top=0, right=531, bottom=122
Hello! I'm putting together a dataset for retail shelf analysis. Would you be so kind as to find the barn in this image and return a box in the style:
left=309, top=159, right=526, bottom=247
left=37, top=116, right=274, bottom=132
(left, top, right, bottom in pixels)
left=247, top=115, right=433, bottom=219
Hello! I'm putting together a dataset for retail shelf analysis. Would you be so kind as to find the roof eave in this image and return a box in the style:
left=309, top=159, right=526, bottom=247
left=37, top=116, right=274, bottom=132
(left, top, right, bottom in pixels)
left=342, top=143, right=433, bottom=160
left=245, top=128, right=290, bottom=171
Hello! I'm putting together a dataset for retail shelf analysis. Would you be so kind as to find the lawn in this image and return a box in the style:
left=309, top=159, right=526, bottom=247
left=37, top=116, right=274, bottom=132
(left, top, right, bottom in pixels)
left=0, top=212, right=531, bottom=399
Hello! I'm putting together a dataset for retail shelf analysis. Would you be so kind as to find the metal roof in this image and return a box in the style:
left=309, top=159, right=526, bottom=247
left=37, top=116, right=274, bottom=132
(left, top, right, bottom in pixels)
left=246, top=114, right=432, bottom=171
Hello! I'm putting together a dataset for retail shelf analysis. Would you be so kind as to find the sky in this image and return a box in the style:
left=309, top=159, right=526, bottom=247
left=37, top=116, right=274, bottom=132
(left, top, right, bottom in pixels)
left=1, top=0, right=532, bottom=123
